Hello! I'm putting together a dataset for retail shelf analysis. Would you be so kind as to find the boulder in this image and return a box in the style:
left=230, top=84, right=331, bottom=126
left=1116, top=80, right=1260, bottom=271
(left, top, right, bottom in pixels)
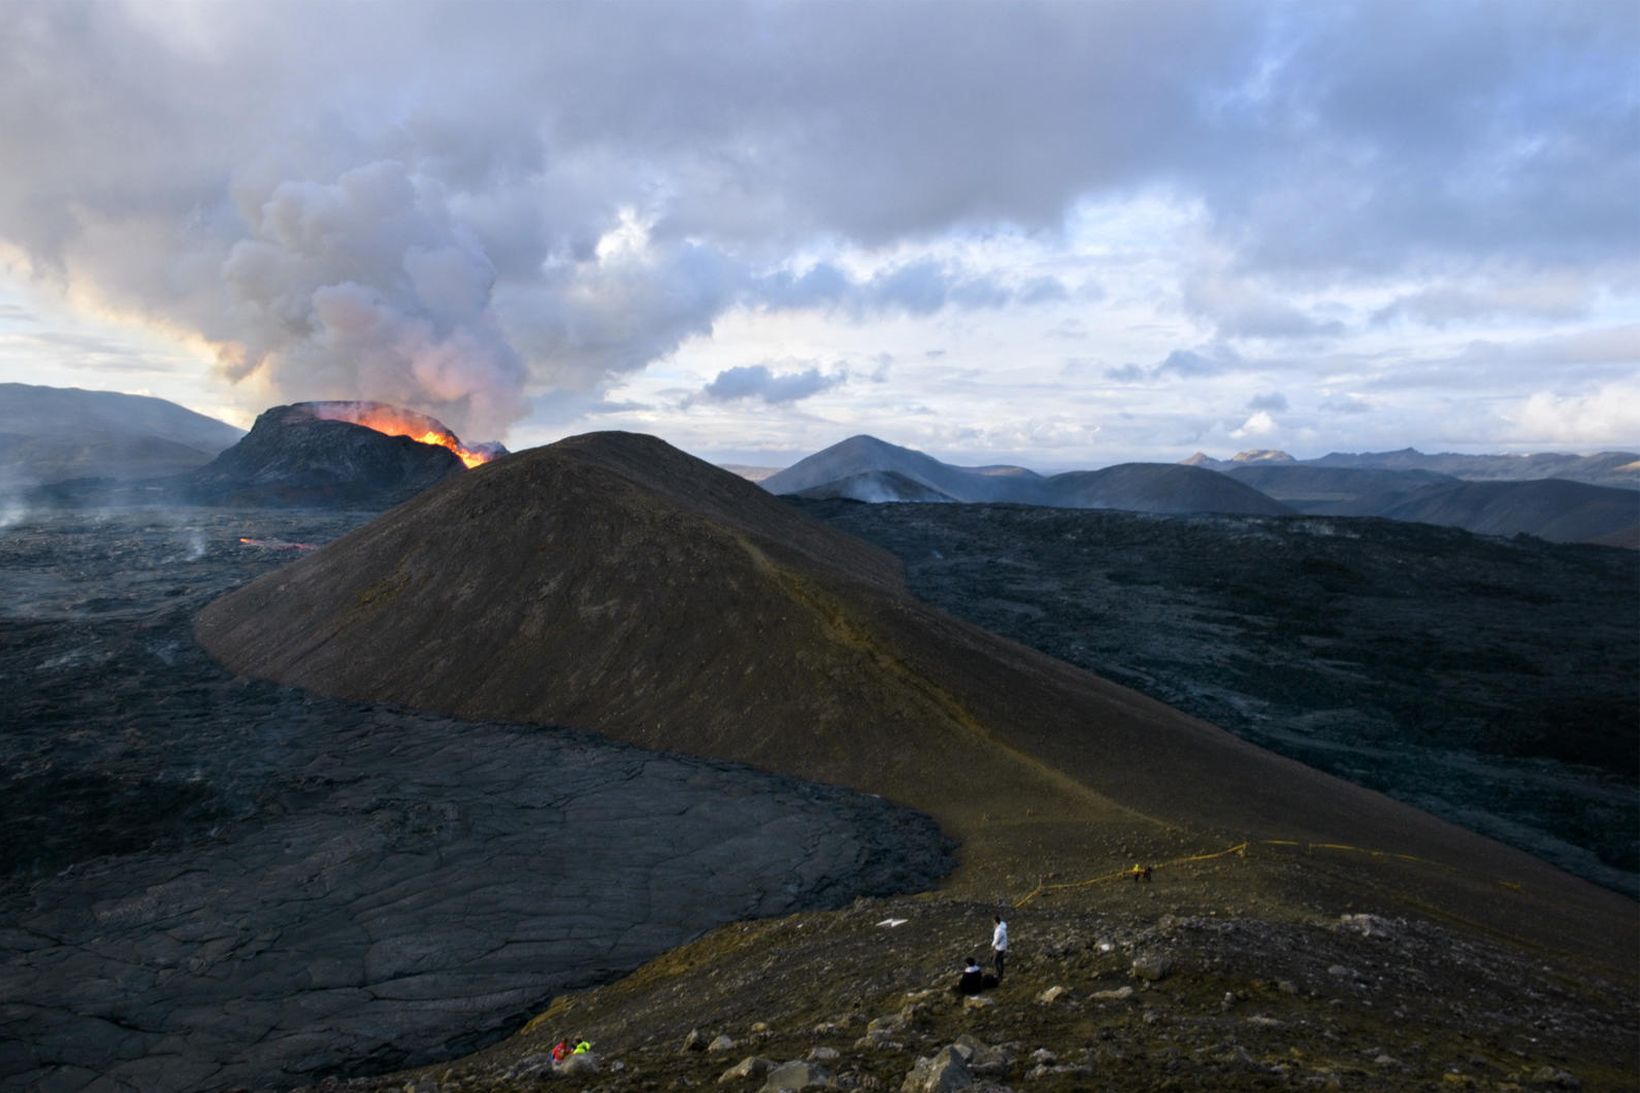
left=554, top=1052, right=599, bottom=1077
left=901, top=1045, right=973, bottom=1093
left=684, top=1028, right=709, bottom=1052
left=709, top=1035, right=737, bottom=1053
left=951, top=1035, right=1011, bottom=1077
left=1131, top=954, right=1171, bottom=982
left=718, top=1056, right=776, bottom=1084
left=1337, top=913, right=1396, bottom=939
left=1035, top=986, right=1068, bottom=1005
left=762, top=1060, right=831, bottom=1091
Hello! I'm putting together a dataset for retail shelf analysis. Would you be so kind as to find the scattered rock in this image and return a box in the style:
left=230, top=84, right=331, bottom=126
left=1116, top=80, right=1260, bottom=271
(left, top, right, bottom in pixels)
left=1248, top=1015, right=1283, bottom=1028
left=684, top=1029, right=711, bottom=1052
left=1028, top=1048, right=1056, bottom=1066
left=1530, top=1066, right=1581, bottom=1089
left=718, top=1057, right=776, bottom=1084
left=763, top=1060, right=831, bottom=1091
left=1035, top=985, right=1068, bottom=1005
left=1374, top=1055, right=1397, bottom=1067
left=709, top=1035, right=737, bottom=1053
left=867, top=1013, right=907, bottom=1036
left=1337, top=913, right=1396, bottom=939
left=1326, top=965, right=1356, bottom=980
left=554, top=1052, right=599, bottom=1077
left=961, top=995, right=994, bottom=1010
left=900, top=1045, right=973, bottom=1093
left=1277, top=979, right=1299, bottom=995
left=951, top=1035, right=1011, bottom=1077
left=1131, top=953, right=1172, bottom=982
left=750, top=1022, right=770, bottom=1034
left=1091, top=985, right=1135, bottom=1002
left=808, top=1047, right=839, bottom=1062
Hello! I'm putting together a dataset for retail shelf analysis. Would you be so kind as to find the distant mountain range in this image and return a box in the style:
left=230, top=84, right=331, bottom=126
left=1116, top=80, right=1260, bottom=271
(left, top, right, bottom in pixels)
left=762, top=435, right=1639, bottom=546
left=764, top=434, right=1288, bottom=516
left=1187, top=446, right=1639, bottom=490
left=0, top=383, right=243, bottom=486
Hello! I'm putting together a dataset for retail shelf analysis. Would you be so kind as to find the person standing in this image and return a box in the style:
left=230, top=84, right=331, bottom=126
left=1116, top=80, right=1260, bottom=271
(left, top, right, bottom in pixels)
left=991, top=914, right=1008, bottom=981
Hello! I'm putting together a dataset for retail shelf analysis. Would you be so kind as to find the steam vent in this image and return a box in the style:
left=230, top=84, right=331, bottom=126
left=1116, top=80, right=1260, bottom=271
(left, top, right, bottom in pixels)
left=180, top=401, right=504, bottom=508
left=196, top=431, right=1636, bottom=969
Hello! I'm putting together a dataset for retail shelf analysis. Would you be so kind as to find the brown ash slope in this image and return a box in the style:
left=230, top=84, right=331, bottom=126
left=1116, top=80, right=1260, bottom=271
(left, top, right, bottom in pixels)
left=197, top=431, right=1633, bottom=971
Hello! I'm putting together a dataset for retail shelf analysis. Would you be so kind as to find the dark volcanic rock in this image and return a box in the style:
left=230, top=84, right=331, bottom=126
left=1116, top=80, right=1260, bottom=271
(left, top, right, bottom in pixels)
left=798, top=499, right=1640, bottom=891
left=0, top=511, right=952, bottom=1092
left=179, top=402, right=465, bottom=507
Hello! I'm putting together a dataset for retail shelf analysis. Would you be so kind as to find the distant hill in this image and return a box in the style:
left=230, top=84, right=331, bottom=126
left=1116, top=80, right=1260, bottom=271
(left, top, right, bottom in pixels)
left=766, top=436, right=1286, bottom=515
left=791, top=469, right=955, bottom=503
left=1044, top=462, right=1293, bottom=515
left=1223, top=464, right=1458, bottom=514
left=1372, top=478, right=1640, bottom=544
left=1307, top=447, right=1639, bottom=490
left=0, top=383, right=242, bottom=485
left=717, top=463, right=782, bottom=483
left=762, top=434, right=1039, bottom=502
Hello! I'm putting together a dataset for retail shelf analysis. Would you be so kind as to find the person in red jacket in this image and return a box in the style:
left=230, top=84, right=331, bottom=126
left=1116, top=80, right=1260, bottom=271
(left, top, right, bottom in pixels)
left=551, top=1038, right=570, bottom=1062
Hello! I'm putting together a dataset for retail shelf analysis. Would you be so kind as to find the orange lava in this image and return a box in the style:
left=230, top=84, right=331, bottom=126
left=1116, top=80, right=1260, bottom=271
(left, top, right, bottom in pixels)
left=310, top=404, right=494, bottom=468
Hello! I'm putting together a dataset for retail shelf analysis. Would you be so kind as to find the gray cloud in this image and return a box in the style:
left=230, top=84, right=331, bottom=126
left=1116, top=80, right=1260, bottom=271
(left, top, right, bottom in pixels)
left=1372, top=276, right=1595, bottom=328
left=1247, top=392, right=1288, bottom=412
left=1319, top=394, right=1372, bottom=415
left=700, top=363, right=846, bottom=405
left=753, top=259, right=1058, bottom=317
left=0, top=0, right=1634, bottom=437
left=1105, top=344, right=1246, bottom=384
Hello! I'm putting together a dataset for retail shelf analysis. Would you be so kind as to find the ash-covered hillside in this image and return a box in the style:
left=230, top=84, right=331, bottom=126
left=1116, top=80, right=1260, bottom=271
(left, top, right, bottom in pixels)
left=0, top=382, right=243, bottom=486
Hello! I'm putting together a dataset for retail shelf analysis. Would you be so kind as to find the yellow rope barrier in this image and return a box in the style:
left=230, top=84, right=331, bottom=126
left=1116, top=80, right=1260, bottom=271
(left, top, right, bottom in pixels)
left=1014, top=842, right=1248, bottom=907
left=1013, top=838, right=1526, bottom=908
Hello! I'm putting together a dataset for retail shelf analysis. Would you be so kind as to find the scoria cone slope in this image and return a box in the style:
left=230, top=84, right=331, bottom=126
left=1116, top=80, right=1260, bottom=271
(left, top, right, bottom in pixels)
left=197, top=431, right=1634, bottom=966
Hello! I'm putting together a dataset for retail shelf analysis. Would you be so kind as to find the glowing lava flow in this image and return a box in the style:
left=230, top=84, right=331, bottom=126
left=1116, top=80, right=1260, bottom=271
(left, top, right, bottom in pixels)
left=304, top=402, right=496, bottom=468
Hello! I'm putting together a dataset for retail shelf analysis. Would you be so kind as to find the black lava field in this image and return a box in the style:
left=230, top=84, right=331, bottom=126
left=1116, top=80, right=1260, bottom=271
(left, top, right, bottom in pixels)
left=0, top=510, right=951, bottom=1092
left=802, top=500, right=1640, bottom=896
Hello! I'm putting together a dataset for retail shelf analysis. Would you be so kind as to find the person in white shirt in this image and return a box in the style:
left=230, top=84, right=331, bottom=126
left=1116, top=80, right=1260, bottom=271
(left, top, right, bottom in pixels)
left=991, top=915, right=1008, bottom=981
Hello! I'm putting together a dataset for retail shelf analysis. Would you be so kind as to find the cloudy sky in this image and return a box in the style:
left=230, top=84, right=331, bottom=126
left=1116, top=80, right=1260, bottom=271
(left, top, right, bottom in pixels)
left=1, top=0, right=1636, bottom=468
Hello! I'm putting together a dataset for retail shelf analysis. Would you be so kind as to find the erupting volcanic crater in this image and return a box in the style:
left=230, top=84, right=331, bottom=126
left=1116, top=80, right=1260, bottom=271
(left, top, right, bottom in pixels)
left=178, top=400, right=508, bottom=508
left=302, top=400, right=505, bottom=469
